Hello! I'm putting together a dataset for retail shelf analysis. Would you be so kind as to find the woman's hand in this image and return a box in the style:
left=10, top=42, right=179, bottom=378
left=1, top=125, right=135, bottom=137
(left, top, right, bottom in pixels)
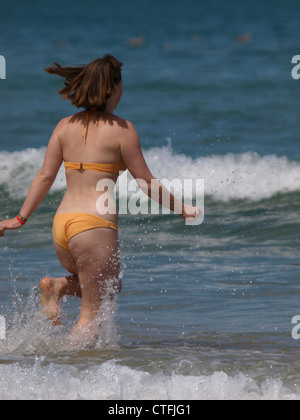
left=0, top=218, right=24, bottom=238
left=181, top=204, right=201, bottom=221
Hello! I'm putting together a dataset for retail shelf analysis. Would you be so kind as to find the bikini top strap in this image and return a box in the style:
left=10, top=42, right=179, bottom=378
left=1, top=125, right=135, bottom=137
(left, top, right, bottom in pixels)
left=82, top=109, right=99, bottom=141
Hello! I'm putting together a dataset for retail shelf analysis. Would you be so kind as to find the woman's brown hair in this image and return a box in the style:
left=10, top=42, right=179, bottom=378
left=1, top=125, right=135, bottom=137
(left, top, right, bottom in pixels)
left=44, top=55, right=123, bottom=111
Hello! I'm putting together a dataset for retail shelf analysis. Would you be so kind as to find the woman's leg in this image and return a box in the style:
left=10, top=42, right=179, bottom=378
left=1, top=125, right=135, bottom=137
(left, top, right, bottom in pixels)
left=40, top=239, right=81, bottom=324
left=67, top=228, right=121, bottom=346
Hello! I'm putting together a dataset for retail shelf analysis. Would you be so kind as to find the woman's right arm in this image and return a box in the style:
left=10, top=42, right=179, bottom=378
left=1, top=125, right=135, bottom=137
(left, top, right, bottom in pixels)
left=120, top=121, right=198, bottom=220
left=0, top=120, right=64, bottom=238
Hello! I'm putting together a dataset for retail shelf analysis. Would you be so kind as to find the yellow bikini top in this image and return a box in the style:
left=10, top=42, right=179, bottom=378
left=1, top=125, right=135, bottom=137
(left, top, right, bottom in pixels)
left=64, top=161, right=127, bottom=174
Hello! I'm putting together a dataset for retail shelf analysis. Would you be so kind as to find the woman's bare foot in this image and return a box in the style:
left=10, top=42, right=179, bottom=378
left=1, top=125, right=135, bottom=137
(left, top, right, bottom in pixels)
left=40, top=277, right=63, bottom=326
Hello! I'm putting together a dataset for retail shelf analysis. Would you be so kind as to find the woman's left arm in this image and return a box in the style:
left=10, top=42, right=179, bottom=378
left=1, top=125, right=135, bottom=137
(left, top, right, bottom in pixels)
left=0, top=121, right=64, bottom=237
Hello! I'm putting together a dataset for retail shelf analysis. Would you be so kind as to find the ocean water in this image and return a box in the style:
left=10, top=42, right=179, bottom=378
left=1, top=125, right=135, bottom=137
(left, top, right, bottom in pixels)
left=0, top=0, right=300, bottom=400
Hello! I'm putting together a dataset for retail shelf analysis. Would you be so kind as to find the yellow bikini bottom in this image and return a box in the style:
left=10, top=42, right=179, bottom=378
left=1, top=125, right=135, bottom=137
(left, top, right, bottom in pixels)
left=52, top=212, right=118, bottom=251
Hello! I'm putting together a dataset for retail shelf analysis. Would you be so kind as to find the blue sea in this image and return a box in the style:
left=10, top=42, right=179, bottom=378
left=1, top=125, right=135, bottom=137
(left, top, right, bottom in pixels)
left=0, top=0, right=300, bottom=400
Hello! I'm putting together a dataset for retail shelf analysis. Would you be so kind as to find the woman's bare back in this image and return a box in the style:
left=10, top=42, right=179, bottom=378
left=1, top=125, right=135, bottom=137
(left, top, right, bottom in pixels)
left=56, top=111, right=129, bottom=219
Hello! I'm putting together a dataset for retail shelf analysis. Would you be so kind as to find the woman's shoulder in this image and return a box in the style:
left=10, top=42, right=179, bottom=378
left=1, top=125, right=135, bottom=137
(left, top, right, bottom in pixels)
left=103, top=112, right=132, bottom=129
left=56, top=114, right=75, bottom=129
left=110, top=114, right=136, bottom=132
left=54, top=113, right=83, bottom=135
left=102, top=114, right=138, bottom=139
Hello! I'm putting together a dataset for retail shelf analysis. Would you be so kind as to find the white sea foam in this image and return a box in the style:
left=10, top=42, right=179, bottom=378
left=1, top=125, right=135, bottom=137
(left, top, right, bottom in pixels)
left=0, top=287, right=299, bottom=401
left=0, top=147, right=66, bottom=199
left=0, top=358, right=298, bottom=400
left=143, top=140, right=300, bottom=202
left=1, top=302, right=298, bottom=400
left=0, top=142, right=299, bottom=202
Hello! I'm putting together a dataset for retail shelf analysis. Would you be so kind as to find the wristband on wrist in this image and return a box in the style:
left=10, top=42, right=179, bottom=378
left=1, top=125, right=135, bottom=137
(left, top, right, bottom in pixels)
left=16, top=214, right=28, bottom=225
left=16, top=216, right=26, bottom=225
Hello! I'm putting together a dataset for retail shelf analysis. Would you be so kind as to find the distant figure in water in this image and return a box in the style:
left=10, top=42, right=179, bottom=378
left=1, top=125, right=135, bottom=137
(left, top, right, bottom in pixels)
left=0, top=55, right=198, bottom=347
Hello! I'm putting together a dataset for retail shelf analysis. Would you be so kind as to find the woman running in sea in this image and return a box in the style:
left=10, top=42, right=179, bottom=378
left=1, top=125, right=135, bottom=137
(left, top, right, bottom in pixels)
left=0, top=55, right=198, bottom=346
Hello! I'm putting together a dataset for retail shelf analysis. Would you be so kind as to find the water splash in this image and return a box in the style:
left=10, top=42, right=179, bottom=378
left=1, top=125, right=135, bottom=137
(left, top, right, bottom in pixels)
left=0, top=281, right=120, bottom=355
